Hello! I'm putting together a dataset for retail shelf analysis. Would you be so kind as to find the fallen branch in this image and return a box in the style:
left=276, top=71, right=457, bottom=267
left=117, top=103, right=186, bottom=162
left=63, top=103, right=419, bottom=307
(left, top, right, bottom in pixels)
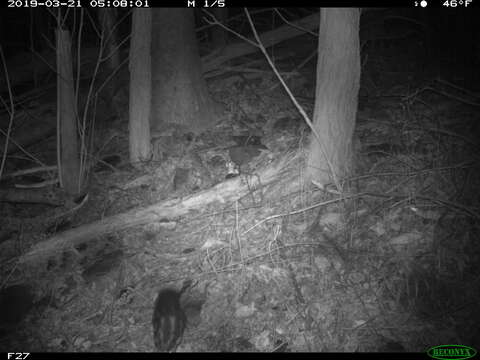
left=0, top=187, right=63, bottom=206
left=2, top=165, right=57, bottom=179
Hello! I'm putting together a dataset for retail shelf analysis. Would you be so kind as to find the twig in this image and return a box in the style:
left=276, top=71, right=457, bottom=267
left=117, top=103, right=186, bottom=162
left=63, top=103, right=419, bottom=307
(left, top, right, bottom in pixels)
left=435, top=78, right=480, bottom=98
left=403, top=85, right=480, bottom=107
left=15, top=178, right=59, bottom=189
left=52, top=192, right=89, bottom=220
left=197, top=8, right=272, bottom=33
left=202, top=10, right=259, bottom=48
left=243, top=193, right=364, bottom=235
left=0, top=46, right=15, bottom=180
left=273, top=8, right=318, bottom=37
left=95, top=56, right=128, bottom=96
left=0, top=127, right=47, bottom=167
left=243, top=189, right=480, bottom=237
left=4, top=165, right=57, bottom=179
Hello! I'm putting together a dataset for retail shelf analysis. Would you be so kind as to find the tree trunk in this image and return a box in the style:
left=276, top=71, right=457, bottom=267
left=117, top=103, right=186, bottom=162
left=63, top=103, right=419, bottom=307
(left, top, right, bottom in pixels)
left=98, top=9, right=120, bottom=72
left=129, top=9, right=152, bottom=164
left=306, top=9, right=360, bottom=185
left=151, top=8, right=220, bottom=135
left=57, top=28, right=80, bottom=195
left=97, top=8, right=121, bottom=103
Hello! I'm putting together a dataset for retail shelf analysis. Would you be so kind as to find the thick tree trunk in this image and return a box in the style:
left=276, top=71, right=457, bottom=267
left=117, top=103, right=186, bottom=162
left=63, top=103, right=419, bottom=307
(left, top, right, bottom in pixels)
left=151, top=8, right=220, bottom=135
left=98, top=9, right=120, bottom=72
left=97, top=8, right=121, bottom=104
left=56, top=29, right=80, bottom=195
left=306, top=9, right=360, bottom=185
left=129, top=9, right=152, bottom=164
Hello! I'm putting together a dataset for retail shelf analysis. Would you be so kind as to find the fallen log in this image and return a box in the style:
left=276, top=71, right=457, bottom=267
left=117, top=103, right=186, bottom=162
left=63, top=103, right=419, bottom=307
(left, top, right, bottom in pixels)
left=202, top=13, right=319, bottom=76
left=19, top=152, right=301, bottom=266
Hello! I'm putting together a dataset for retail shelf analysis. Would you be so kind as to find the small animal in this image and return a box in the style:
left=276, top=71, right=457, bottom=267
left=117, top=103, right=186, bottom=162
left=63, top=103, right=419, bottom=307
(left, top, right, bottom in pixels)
left=152, top=280, right=192, bottom=352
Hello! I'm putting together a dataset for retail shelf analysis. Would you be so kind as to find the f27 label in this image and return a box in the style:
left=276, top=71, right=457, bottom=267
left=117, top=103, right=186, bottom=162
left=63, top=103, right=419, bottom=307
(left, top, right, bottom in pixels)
left=7, top=353, right=30, bottom=360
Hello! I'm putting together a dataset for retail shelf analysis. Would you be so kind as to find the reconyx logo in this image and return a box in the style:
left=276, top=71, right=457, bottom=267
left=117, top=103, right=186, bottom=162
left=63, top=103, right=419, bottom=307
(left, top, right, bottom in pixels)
left=427, top=345, right=477, bottom=360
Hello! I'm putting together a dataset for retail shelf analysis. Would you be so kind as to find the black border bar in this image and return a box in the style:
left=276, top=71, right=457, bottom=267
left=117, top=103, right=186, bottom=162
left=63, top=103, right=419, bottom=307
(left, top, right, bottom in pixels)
left=3, top=0, right=473, bottom=9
